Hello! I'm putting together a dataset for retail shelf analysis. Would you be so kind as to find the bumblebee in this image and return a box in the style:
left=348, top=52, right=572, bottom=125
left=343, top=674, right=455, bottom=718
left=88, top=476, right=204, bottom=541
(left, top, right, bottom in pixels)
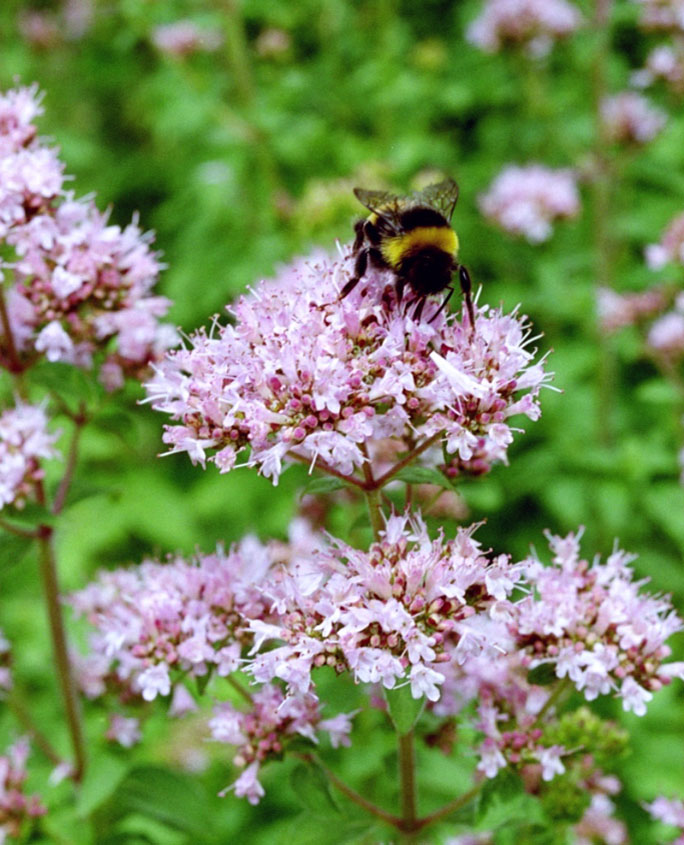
left=340, top=178, right=474, bottom=327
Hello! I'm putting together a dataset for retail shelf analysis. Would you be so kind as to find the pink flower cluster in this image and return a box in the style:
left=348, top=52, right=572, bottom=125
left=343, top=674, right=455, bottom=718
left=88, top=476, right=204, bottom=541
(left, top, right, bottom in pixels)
left=597, top=286, right=669, bottom=333
left=633, top=44, right=684, bottom=93
left=151, top=21, right=223, bottom=57
left=247, top=513, right=519, bottom=703
left=0, top=739, right=46, bottom=841
left=646, top=210, right=684, bottom=269
left=0, top=84, right=176, bottom=386
left=478, top=165, right=580, bottom=243
left=0, top=402, right=59, bottom=510
left=466, top=0, right=582, bottom=56
left=575, top=789, right=627, bottom=845
left=210, top=684, right=354, bottom=804
left=512, top=530, right=684, bottom=715
left=636, top=0, right=684, bottom=32
left=68, top=532, right=301, bottom=703
left=646, top=796, right=684, bottom=844
left=146, top=251, right=550, bottom=485
left=600, top=92, right=667, bottom=145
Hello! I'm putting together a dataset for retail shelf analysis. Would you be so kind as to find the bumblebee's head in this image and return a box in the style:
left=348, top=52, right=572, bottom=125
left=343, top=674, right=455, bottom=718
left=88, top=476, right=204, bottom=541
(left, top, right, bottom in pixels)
left=399, top=247, right=454, bottom=296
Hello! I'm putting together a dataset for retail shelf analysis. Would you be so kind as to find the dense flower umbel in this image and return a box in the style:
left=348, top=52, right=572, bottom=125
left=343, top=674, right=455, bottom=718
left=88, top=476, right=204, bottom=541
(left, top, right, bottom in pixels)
left=70, top=521, right=325, bottom=703
left=0, top=84, right=176, bottom=385
left=68, top=529, right=324, bottom=703
left=210, top=684, right=355, bottom=804
left=0, top=739, right=46, bottom=841
left=0, top=402, right=59, bottom=510
left=512, top=530, right=684, bottom=715
left=247, top=513, right=520, bottom=702
left=645, top=796, right=684, bottom=843
left=600, top=92, right=667, bottom=145
left=146, top=251, right=550, bottom=484
left=478, top=165, right=580, bottom=243
left=466, top=0, right=582, bottom=56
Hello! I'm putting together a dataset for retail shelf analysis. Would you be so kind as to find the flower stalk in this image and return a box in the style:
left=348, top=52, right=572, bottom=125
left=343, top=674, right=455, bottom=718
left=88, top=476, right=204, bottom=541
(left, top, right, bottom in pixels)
left=37, top=526, right=85, bottom=781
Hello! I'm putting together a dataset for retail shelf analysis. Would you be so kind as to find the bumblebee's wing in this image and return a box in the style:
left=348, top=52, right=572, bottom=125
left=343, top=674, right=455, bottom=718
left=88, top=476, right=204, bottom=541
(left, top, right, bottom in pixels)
left=353, top=187, right=404, bottom=230
left=413, top=178, right=460, bottom=220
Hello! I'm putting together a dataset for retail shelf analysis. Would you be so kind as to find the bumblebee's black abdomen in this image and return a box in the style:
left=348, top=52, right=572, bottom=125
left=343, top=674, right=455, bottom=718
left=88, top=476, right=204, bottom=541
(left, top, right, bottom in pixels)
left=399, top=247, right=454, bottom=296
left=399, top=206, right=450, bottom=230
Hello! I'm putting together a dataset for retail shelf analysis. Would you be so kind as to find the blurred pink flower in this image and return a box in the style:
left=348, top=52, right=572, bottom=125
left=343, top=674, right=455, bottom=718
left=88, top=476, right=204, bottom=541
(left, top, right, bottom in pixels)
left=467, top=0, right=582, bottom=56
left=0, top=739, right=46, bottom=839
left=479, top=165, right=580, bottom=242
left=600, top=92, right=667, bottom=144
left=151, top=21, right=223, bottom=57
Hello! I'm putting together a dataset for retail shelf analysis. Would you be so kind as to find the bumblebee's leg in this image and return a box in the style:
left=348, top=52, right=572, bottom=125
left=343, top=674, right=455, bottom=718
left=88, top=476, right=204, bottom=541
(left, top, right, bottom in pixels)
left=427, top=286, right=455, bottom=324
left=395, top=277, right=406, bottom=305
left=339, top=247, right=385, bottom=299
left=366, top=246, right=384, bottom=268
left=352, top=219, right=365, bottom=253
left=458, top=265, right=476, bottom=330
left=340, top=248, right=369, bottom=298
left=412, top=297, right=427, bottom=323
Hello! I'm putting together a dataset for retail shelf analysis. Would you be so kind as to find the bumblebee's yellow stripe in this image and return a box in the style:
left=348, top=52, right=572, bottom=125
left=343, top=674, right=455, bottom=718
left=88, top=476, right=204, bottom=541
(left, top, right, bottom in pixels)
left=381, top=227, right=459, bottom=269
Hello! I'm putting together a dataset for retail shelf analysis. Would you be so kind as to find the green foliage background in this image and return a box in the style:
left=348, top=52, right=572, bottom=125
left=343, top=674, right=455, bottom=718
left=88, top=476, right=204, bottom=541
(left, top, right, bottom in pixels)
left=1, top=0, right=683, bottom=842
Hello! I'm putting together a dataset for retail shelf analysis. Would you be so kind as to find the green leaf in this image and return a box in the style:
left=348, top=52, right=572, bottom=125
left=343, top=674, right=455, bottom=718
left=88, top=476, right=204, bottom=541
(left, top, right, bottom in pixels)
left=290, top=763, right=339, bottom=814
left=0, top=533, right=34, bottom=567
left=8, top=501, right=55, bottom=528
left=303, top=476, right=349, bottom=495
left=384, top=684, right=425, bottom=735
left=394, top=466, right=453, bottom=489
left=284, top=812, right=378, bottom=845
left=195, top=671, right=212, bottom=696
left=476, top=770, right=544, bottom=831
left=31, top=361, right=99, bottom=409
left=526, top=664, right=558, bottom=687
left=76, top=752, right=129, bottom=818
left=93, top=766, right=213, bottom=839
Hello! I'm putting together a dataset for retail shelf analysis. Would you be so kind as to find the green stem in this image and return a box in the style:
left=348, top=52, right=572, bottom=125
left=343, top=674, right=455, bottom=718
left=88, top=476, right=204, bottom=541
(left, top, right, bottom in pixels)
left=398, top=730, right=417, bottom=835
left=37, top=526, right=85, bottom=781
left=531, top=676, right=572, bottom=729
left=365, top=487, right=384, bottom=540
left=0, top=282, right=28, bottom=398
left=7, top=687, right=64, bottom=767
left=52, top=410, right=86, bottom=515
left=0, top=517, right=39, bottom=539
left=592, top=0, right=616, bottom=450
left=416, top=782, right=483, bottom=829
left=227, top=673, right=253, bottom=705
left=373, top=432, right=443, bottom=489
left=289, top=450, right=367, bottom=490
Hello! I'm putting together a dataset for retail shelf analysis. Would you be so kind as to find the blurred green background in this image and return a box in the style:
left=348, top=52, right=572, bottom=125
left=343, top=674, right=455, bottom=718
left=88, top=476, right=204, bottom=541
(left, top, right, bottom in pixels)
left=1, top=0, right=684, bottom=841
